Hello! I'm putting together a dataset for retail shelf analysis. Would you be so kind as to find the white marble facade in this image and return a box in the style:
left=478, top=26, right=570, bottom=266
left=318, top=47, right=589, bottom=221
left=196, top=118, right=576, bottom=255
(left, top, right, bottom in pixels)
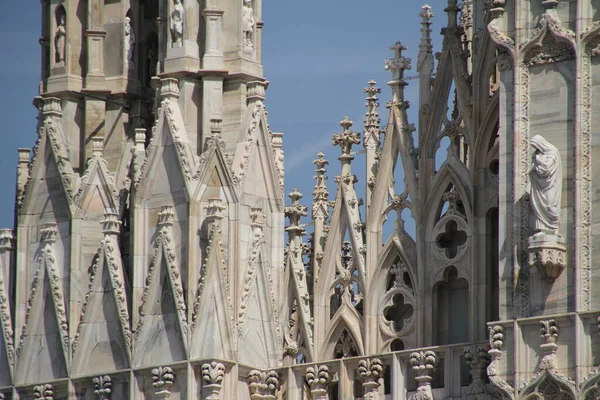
left=1, top=0, right=600, bottom=399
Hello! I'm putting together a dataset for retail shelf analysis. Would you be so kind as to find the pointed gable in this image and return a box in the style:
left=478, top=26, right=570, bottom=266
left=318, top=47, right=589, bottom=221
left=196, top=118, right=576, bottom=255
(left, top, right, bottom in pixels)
left=0, top=250, right=14, bottom=386
left=73, top=137, right=120, bottom=218
left=71, top=214, right=131, bottom=375
left=137, top=78, right=199, bottom=204
left=233, top=83, right=283, bottom=204
left=16, top=224, right=69, bottom=385
left=193, top=121, right=239, bottom=204
left=190, top=199, right=234, bottom=359
left=238, top=207, right=281, bottom=368
left=133, top=205, right=188, bottom=368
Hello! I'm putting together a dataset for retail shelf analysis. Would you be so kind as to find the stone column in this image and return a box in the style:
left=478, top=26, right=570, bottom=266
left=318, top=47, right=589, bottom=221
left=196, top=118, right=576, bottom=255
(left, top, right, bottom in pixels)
left=93, top=375, right=112, bottom=400
left=152, top=366, right=175, bottom=399
left=305, top=364, right=331, bottom=400
left=358, top=358, right=384, bottom=400
left=201, top=361, right=225, bottom=400
left=409, top=351, right=437, bottom=400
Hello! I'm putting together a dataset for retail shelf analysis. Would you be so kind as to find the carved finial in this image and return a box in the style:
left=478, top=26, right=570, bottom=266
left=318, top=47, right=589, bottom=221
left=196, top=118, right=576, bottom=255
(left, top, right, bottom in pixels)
left=0, top=230, right=14, bottom=251
left=464, top=345, right=490, bottom=396
left=247, top=81, right=268, bottom=103
left=40, top=223, right=57, bottom=244
left=202, top=362, right=226, bottom=400
left=247, top=370, right=280, bottom=399
left=410, top=350, right=437, bottom=383
left=538, top=320, right=560, bottom=371
left=210, top=118, right=222, bottom=135
left=332, top=116, right=360, bottom=159
left=541, top=0, right=559, bottom=10
left=134, top=128, right=146, bottom=149
left=101, top=213, right=121, bottom=236
left=540, top=319, right=559, bottom=345
left=358, top=358, right=384, bottom=395
left=152, top=366, right=175, bottom=398
left=363, top=80, right=381, bottom=150
left=384, top=42, right=411, bottom=78
left=285, top=188, right=308, bottom=237
left=42, top=98, right=62, bottom=117
left=91, top=136, right=104, bottom=156
left=205, top=198, right=226, bottom=222
left=418, top=5, right=434, bottom=72
left=33, top=384, right=54, bottom=400
left=250, top=207, right=266, bottom=228
left=18, top=148, right=31, bottom=164
left=160, top=78, right=180, bottom=99
left=205, top=118, right=225, bottom=150
left=488, top=0, right=506, bottom=18
left=271, top=132, right=283, bottom=149
left=158, top=205, right=175, bottom=226
left=93, top=375, right=112, bottom=399
left=312, top=153, right=329, bottom=216
left=16, top=148, right=30, bottom=206
left=305, top=365, right=332, bottom=398
left=488, top=325, right=505, bottom=351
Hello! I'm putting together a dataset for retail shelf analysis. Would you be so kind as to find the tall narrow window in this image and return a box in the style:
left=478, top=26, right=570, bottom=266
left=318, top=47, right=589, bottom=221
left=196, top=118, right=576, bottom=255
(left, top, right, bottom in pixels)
left=487, top=207, right=499, bottom=322
left=434, top=267, right=469, bottom=345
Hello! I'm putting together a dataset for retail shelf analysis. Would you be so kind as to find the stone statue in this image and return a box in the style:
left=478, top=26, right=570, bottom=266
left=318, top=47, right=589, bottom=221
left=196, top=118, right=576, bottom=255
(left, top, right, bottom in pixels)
left=170, top=0, right=184, bottom=48
left=54, top=12, right=66, bottom=64
left=124, top=17, right=136, bottom=69
left=242, top=0, right=255, bottom=51
left=530, top=135, right=562, bottom=235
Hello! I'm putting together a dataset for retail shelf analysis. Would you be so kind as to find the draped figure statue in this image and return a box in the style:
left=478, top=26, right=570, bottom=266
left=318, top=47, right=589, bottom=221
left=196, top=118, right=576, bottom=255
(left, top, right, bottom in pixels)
left=529, top=135, right=562, bottom=235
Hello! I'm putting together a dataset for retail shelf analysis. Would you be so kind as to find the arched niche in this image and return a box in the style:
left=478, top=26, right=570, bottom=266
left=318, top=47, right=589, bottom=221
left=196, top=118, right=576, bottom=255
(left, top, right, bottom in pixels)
left=433, top=266, right=470, bottom=345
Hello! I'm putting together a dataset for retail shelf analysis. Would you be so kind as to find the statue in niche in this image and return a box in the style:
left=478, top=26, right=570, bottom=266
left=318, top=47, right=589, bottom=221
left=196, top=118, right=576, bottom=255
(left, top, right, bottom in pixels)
left=170, top=0, right=184, bottom=48
left=530, top=135, right=562, bottom=236
left=124, top=17, right=136, bottom=69
left=242, top=0, right=255, bottom=51
left=54, top=11, right=66, bottom=64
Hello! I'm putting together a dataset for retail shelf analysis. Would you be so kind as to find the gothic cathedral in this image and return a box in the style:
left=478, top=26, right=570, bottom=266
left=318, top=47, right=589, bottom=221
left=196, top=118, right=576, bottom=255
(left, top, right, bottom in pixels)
left=0, top=0, right=599, bottom=399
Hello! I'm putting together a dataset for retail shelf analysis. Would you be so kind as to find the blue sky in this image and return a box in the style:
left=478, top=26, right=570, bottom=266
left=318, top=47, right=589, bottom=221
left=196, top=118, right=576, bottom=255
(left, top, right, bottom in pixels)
left=0, top=0, right=448, bottom=229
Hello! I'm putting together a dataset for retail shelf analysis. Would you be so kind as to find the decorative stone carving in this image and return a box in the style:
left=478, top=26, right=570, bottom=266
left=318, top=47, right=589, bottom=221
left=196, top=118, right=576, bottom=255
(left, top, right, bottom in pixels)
left=242, top=0, right=255, bottom=51
left=528, top=135, right=566, bottom=282
left=170, top=0, right=184, bottom=48
left=201, top=362, right=225, bottom=400
left=152, top=366, right=175, bottom=399
left=305, top=364, right=332, bottom=400
left=93, top=375, right=112, bottom=400
left=34, top=384, right=54, bottom=400
left=124, top=17, right=135, bottom=69
left=247, top=369, right=279, bottom=400
left=358, top=358, right=384, bottom=399
left=54, top=12, right=66, bottom=64
left=521, top=320, right=577, bottom=398
left=464, top=345, right=490, bottom=400
left=487, top=326, right=514, bottom=399
left=530, top=135, right=561, bottom=234
left=409, top=351, right=437, bottom=400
